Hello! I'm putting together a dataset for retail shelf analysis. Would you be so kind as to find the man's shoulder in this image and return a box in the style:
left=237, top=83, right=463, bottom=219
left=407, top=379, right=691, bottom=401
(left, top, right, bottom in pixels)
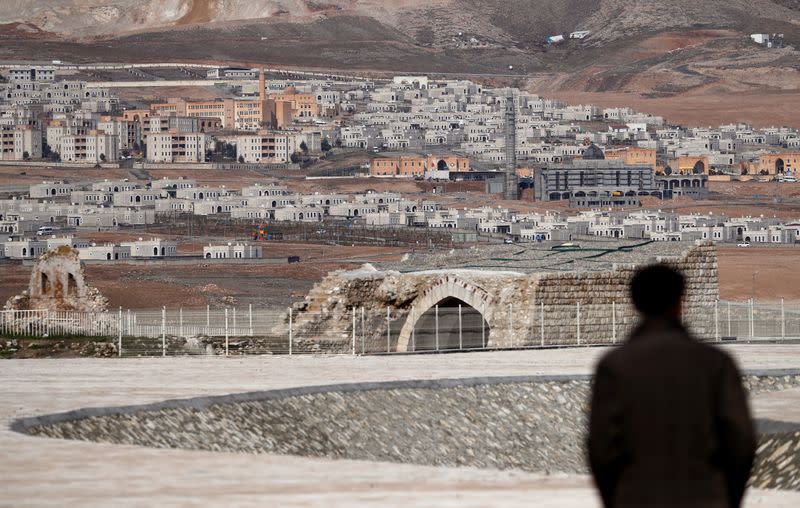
left=598, top=334, right=733, bottom=372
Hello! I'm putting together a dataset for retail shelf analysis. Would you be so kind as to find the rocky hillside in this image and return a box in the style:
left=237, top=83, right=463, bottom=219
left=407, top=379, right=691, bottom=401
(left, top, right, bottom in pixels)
left=1, top=0, right=800, bottom=98
left=2, top=0, right=799, bottom=42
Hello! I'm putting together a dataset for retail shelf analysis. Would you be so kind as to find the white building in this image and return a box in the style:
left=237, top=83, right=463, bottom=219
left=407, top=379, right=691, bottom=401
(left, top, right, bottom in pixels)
left=120, top=238, right=178, bottom=257
left=203, top=243, right=263, bottom=259
left=78, top=243, right=131, bottom=261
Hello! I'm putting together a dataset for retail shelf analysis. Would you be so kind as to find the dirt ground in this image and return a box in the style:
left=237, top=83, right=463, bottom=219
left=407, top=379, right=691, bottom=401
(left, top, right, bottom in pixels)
left=0, top=243, right=793, bottom=311
left=0, top=242, right=409, bottom=311
left=0, top=166, right=136, bottom=187
left=717, top=246, right=800, bottom=303
left=538, top=89, right=800, bottom=129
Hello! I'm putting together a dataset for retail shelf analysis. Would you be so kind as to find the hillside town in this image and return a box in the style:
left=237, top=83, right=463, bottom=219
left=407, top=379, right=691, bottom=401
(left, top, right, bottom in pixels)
left=2, top=63, right=800, bottom=261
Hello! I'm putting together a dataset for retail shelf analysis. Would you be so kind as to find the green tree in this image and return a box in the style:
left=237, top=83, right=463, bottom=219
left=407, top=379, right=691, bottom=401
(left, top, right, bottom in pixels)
left=321, top=138, right=332, bottom=152
left=300, top=141, right=308, bottom=154
left=238, top=155, right=245, bottom=163
left=42, top=142, right=51, bottom=158
left=290, top=152, right=300, bottom=164
left=22, top=151, right=30, bottom=160
left=100, top=153, right=107, bottom=162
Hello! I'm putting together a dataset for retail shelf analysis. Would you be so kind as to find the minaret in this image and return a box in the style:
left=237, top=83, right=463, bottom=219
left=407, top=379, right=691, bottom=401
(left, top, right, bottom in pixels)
left=503, top=90, right=519, bottom=200
left=258, top=68, right=266, bottom=102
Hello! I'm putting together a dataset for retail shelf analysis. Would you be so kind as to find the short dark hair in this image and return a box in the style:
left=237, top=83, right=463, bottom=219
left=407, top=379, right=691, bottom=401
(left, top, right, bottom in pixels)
left=630, top=264, right=685, bottom=317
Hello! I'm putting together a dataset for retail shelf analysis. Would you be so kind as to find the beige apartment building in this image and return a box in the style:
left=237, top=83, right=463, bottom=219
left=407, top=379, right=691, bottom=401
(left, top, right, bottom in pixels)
left=0, top=125, right=42, bottom=160
left=235, top=130, right=295, bottom=163
left=60, top=131, right=117, bottom=163
left=146, top=131, right=209, bottom=163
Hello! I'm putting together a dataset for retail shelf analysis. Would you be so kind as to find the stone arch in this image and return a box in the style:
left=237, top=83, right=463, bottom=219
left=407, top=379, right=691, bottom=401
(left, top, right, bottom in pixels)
left=66, top=273, right=78, bottom=297
left=397, top=276, right=495, bottom=352
left=692, top=161, right=705, bottom=174
left=776, top=158, right=785, bottom=174
left=41, top=272, right=51, bottom=294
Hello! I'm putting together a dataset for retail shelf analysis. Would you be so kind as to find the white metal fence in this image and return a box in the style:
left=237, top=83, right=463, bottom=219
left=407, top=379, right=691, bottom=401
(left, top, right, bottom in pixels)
left=1, top=299, right=799, bottom=357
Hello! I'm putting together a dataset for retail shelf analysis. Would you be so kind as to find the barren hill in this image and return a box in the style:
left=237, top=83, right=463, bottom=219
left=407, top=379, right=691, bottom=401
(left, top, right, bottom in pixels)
left=2, top=0, right=800, bottom=125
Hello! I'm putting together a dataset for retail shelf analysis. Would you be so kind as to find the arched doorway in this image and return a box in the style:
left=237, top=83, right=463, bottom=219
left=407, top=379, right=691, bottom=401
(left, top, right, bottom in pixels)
left=776, top=158, right=785, bottom=174
left=410, top=297, right=488, bottom=351
left=437, top=159, right=449, bottom=171
left=692, top=161, right=705, bottom=174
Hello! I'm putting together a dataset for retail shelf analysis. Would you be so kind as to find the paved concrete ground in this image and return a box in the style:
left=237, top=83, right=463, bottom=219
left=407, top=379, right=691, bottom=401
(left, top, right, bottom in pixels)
left=2, top=345, right=800, bottom=507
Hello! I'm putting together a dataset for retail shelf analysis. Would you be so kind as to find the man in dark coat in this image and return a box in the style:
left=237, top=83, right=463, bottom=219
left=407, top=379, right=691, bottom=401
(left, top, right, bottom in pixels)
left=588, top=265, right=756, bottom=508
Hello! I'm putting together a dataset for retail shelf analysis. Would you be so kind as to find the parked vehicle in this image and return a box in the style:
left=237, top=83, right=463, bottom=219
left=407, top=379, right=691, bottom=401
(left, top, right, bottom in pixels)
left=36, top=226, right=54, bottom=236
left=737, top=242, right=750, bottom=247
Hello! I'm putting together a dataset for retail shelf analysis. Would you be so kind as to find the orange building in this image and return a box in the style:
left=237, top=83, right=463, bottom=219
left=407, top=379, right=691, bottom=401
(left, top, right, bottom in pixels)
left=270, top=86, right=319, bottom=119
left=149, top=97, right=287, bottom=131
left=759, top=152, right=800, bottom=175
left=668, top=155, right=710, bottom=175
left=370, top=154, right=470, bottom=177
left=604, top=147, right=657, bottom=172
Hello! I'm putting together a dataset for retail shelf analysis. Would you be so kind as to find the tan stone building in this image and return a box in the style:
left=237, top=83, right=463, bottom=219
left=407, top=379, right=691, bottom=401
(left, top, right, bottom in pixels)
left=759, top=152, right=800, bottom=175
left=370, top=154, right=470, bottom=177
left=604, top=147, right=657, bottom=173
left=61, top=131, right=117, bottom=163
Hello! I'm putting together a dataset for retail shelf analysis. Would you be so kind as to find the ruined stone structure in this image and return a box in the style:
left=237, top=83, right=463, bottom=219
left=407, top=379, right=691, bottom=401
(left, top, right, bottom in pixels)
left=5, top=247, right=108, bottom=312
left=287, top=242, right=719, bottom=353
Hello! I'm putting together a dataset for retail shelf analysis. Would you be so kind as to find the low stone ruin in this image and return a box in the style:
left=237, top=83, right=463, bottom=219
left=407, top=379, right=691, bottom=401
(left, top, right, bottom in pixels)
left=5, top=246, right=108, bottom=312
left=283, top=241, right=719, bottom=353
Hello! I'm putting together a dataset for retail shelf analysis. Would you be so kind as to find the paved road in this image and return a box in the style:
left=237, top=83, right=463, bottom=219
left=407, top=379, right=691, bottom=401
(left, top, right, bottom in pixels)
left=2, top=346, right=800, bottom=507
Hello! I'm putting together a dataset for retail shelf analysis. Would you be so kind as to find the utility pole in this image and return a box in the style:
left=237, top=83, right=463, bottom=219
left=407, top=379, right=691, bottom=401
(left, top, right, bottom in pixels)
left=752, top=271, right=758, bottom=302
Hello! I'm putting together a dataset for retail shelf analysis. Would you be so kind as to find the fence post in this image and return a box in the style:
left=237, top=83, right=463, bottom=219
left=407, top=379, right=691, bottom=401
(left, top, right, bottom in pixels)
left=386, top=307, right=391, bottom=353
left=508, top=302, right=514, bottom=348
left=288, top=307, right=293, bottom=356
left=458, top=304, right=463, bottom=350
left=749, top=299, right=754, bottom=341
left=352, top=307, right=356, bottom=355
left=179, top=308, right=183, bottom=339
left=612, top=301, right=617, bottom=344
left=714, top=300, right=720, bottom=342
left=233, top=307, right=237, bottom=336
left=224, top=308, right=229, bottom=357
left=780, top=298, right=785, bottom=340
left=727, top=301, right=731, bottom=337
left=435, top=304, right=440, bottom=351
left=361, top=306, right=365, bottom=355
left=482, top=301, right=486, bottom=348
left=161, top=306, right=166, bottom=357
left=411, top=306, right=416, bottom=352
left=118, top=307, right=122, bottom=358
left=576, top=302, right=581, bottom=346
left=127, top=309, right=131, bottom=336
left=540, top=301, right=545, bottom=347
left=249, top=304, right=253, bottom=337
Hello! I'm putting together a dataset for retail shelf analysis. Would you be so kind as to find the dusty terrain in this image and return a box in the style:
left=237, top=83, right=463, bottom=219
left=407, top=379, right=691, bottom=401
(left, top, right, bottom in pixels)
left=1, top=350, right=800, bottom=507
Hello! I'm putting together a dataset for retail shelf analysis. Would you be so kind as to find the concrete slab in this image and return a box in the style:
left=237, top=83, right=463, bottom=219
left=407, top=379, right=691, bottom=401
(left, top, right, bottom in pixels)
left=2, top=345, right=800, bottom=507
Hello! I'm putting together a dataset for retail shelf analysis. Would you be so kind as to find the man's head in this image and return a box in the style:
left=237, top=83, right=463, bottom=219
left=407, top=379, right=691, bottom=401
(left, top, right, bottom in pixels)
left=630, top=264, right=685, bottom=319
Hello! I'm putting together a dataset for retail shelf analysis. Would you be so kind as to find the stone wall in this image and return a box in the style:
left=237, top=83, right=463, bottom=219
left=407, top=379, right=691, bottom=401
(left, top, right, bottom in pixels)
left=16, top=373, right=800, bottom=491
left=285, top=242, right=719, bottom=353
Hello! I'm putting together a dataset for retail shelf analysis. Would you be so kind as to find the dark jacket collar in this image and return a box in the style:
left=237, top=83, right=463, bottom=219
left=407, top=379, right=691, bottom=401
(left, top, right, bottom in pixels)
left=629, top=316, right=691, bottom=342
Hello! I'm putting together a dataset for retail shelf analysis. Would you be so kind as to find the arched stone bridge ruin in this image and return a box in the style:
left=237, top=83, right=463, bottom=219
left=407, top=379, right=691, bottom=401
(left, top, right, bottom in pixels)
left=286, top=242, right=719, bottom=353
